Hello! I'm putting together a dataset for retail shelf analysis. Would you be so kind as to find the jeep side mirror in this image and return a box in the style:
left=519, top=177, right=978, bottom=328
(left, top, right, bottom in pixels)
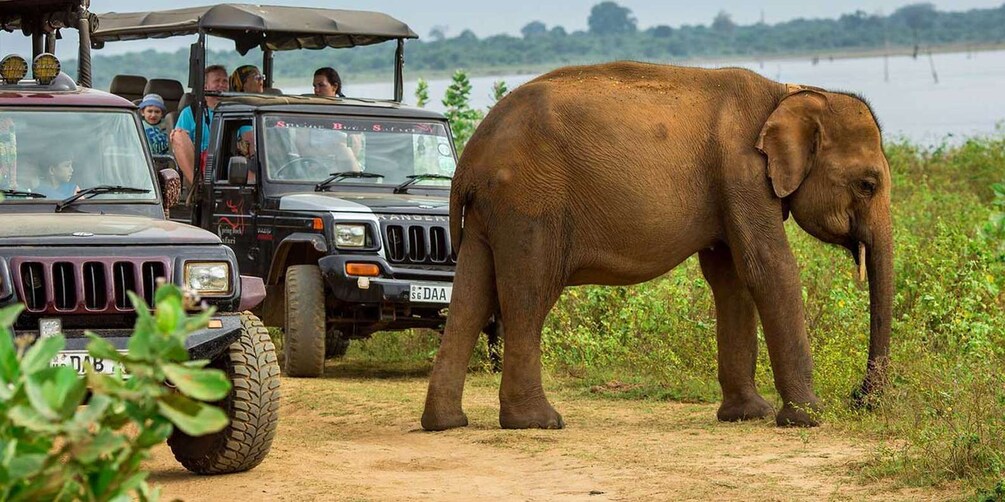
left=228, top=156, right=250, bottom=185
left=158, top=168, right=181, bottom=210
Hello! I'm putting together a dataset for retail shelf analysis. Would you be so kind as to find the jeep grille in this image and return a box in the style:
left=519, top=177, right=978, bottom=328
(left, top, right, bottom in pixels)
left=14, top=258, right=169, bottom=314
left=381, top=222, right=455, bottom=266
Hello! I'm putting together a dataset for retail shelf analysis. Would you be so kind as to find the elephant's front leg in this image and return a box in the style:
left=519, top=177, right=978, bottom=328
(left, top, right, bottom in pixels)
left=731, top=234, right=821, bottom=426
left=698, top=246, right=774, bottom=421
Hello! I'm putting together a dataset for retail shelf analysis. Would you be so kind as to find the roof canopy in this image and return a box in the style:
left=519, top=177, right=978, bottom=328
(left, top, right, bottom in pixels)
left=90, top=4, right=418, bottom=54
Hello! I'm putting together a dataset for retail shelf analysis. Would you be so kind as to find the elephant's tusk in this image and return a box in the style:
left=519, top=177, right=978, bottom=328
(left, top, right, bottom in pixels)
left=858, top=242, right=867, bottom=282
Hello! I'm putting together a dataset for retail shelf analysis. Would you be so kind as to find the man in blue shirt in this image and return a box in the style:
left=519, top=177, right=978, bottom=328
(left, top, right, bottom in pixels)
left=170, top=65, right=229, bottom=184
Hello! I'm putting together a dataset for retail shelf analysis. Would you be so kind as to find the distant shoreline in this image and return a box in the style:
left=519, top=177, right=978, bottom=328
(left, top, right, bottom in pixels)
left=271, top=41, right=1005, bottom=88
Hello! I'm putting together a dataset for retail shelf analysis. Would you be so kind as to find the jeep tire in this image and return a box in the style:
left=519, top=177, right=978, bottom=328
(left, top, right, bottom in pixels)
left=325, top=327, right=351, bottom=359
left=168, top=312, right=281, bottom=475
left=282, top=264, right=325, bottom=377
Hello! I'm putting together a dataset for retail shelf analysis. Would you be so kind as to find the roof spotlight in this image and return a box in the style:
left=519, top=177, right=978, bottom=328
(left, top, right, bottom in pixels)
left=32, top=53, right=61, bottom=85
left=0, top=54, right=29, bottom=85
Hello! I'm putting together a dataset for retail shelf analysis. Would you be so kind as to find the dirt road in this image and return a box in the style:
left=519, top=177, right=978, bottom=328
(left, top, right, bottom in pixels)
left=145, top=361, right=955, bottom=501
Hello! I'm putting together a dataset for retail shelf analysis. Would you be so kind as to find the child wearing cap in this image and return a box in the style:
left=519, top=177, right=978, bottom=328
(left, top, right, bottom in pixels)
left=139, top=93, right=169, bottom=155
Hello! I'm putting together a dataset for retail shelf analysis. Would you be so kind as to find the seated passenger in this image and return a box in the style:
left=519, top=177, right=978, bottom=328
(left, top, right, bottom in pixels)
left=138, top=93, right=170, bottom=155
left=35, top=155, right=80, bottom=199
left=170, top=64, right=229, bottom=184
left=230, top=65, right=264, bottom=94
left=312, top=67, right=345, bottom=97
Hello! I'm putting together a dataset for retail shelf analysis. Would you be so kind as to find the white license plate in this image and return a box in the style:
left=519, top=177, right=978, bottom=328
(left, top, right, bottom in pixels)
left=51, top=350, right=120, bottom=375
left=409, top=283, right=452, bottom=304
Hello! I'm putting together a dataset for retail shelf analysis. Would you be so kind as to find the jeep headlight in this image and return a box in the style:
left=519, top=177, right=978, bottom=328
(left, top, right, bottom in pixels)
left=184, top=262, right=231, bottom=295
left=335, top=224, right=367, bottom=248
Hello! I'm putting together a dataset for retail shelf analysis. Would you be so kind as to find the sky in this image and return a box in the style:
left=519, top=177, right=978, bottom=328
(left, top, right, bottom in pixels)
left=1, top=0, right=1002, bottom=59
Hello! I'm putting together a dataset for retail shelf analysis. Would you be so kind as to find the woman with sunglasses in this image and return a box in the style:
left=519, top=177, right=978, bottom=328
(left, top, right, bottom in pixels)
left=230, top=65, right=265, bottom=93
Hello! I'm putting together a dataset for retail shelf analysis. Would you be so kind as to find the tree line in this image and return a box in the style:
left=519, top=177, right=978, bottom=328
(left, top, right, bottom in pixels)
left=65, top=2, right=1005, bottom=90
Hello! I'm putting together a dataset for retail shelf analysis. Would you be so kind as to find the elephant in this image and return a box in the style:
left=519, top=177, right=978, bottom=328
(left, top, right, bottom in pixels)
left=421, top=61, right=893, bottom=430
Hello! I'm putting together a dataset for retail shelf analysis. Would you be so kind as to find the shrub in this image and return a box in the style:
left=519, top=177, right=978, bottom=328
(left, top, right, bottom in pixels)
left=0, top=285, right=232, bottom=501
left=414, top=77, right=430, bottom=108
left=442, top=69, right=484, bottom=153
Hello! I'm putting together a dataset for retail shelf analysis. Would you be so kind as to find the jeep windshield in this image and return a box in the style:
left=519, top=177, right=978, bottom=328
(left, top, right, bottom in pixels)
left=262, top=115, right=456, bottom=188
left=0, top=109, right=156, bottom=202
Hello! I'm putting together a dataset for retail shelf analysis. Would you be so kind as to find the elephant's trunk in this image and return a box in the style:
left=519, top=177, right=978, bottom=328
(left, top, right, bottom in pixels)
left=854, top=216, right=894, bottom=407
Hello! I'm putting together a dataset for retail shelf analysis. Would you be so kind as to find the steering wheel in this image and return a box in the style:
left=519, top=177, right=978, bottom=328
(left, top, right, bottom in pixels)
left=273, top=157, right=328, bottom=180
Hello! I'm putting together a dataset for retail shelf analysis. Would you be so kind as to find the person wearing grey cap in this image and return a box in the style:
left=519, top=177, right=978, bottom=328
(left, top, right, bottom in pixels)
left=138, top=93, right=169, bottom=155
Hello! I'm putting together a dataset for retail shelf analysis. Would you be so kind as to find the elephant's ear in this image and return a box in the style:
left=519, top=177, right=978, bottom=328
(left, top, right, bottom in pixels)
left=755, top=90, right=827, bottom=198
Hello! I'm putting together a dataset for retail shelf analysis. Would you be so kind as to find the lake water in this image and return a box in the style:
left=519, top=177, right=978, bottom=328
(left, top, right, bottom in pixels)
left=288, top=49, right=1005, bottom=146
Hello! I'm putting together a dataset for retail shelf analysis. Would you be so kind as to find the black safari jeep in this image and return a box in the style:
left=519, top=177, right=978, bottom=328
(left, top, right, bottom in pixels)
left=92, top=5, right=463, bottom=378
left=0, top=8, right=280, bottom=473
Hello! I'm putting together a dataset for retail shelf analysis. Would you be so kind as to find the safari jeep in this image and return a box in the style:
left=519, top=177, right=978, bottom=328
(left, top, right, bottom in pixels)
left=91, top=5, right=463, bottom=377
left=0, top=51, right=279, bottom=473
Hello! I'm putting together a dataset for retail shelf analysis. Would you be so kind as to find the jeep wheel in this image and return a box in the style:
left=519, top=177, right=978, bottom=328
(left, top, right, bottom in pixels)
left=282, top=264, right=325, bottom=377
left=325, top=327, right=351, bottom=359
left=168, top=312, right=281, bottom=475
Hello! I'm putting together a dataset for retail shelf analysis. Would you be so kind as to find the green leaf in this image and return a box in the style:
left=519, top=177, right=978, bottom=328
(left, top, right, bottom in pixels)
left=153, top=283, right=183, bottom=305
left=7, top=453, right=46, bottom=480
left=128, top=292, right=157, bottom=341
left=85, top=334, right=125, bottom=362
left=162, top=363, right=231, bottom=402
left=20, top=335, right=65, bottom=375
left=135, top=420, right=173, bottom=448
left=181, top=359, right=210, bottom=369
left=138, top=481, right=162, bottom=502
left=116, top=471, right=150, bottom=497
left=181, top=308, right=214, bottom=336
left=0, top=304, right=24, bottom=327
left=24, top=366, right=86, bottom=421
left=74, top=429, right=127, bottom=464
left=8, top=405, right=59, bottom=433
left=155, top=298, right=181, bottom=335
left=0, top=305, right=25, bottom=383
left=156, top=393, right=229, bottom=436
left=70, top=394, right=112, bottom=432
left=126, top=325, right=154, bottom=362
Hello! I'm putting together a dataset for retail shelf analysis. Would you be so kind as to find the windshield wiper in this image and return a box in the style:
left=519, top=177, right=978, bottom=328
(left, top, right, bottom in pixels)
left=55, top=185, right=151, bottom=212
left=315, top=171, right=385, bottom=192
left=0, top=188, right=47, bottom=199
left=393, top=174, right=453, bottom=194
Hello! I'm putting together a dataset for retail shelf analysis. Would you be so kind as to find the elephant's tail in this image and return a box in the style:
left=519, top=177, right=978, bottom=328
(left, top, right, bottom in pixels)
left=449, top=169, right=472, bottom=255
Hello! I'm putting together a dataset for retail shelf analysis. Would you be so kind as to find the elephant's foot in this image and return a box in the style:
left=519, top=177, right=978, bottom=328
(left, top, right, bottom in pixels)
left=775, top=400, right=822, bottom=427
left=421, top=406, right=469, bottom=431
left=500, top=398, right=565, bottom=429
left=717, top=394, right=774, bottom=422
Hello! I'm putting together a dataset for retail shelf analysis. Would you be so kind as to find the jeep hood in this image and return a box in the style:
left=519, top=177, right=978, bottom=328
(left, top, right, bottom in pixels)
left=279, top=191, right=449, bottom=214
left=0, top=213, right=221, bottom=246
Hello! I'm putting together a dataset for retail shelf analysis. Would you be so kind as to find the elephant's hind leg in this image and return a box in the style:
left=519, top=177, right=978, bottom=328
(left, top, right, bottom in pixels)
left=494, top=220, right=566, bottom=430
left=422, top=233, right=497, bottom=431
left=699, top=247, right=774, bottom=422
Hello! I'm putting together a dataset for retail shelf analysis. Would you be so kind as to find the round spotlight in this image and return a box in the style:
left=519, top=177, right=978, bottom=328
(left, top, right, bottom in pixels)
left=0, top=55, right=29, bottom=85
left=32, top=53, right=61, bottom=85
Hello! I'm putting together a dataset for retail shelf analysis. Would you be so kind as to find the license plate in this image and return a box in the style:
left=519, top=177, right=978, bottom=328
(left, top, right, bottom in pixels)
left=409, top=283, right=452, bottom=304
left=51, top=350, right=120, bottom=375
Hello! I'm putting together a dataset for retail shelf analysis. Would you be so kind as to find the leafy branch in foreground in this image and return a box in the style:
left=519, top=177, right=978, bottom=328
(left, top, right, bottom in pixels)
left=0, top=284, right=231, bottom=502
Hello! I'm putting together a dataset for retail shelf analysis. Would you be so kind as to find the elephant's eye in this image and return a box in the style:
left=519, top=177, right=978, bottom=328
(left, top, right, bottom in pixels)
left=857, top=179, right=877, bottom=196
